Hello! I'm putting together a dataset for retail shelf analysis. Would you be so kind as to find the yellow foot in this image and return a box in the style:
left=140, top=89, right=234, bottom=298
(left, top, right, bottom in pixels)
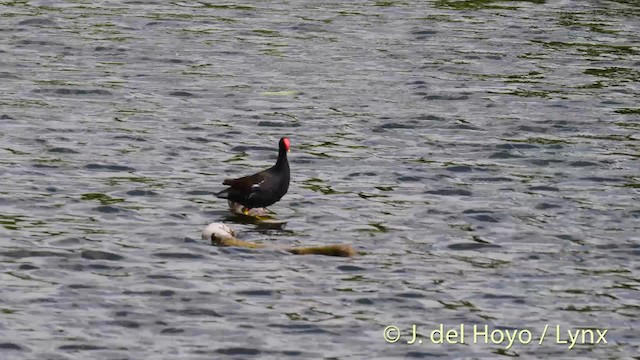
left=242, top=208, right=250, bottom=215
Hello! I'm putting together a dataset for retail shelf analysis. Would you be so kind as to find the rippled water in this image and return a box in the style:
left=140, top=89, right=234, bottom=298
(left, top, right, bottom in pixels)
left=1, top=0, right=639, bottom=359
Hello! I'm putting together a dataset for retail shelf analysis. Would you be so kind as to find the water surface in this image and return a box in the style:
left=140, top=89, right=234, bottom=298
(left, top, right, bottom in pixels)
left=1, top=0, right=639, bottom=359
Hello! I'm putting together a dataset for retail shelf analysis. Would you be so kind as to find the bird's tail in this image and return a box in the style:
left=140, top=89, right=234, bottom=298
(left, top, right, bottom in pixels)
left=214, top=188, right=229, bottom=199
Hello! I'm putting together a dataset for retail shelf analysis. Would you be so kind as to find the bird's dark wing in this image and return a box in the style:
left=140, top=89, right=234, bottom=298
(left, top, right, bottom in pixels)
left=222, top=171, right=268, bottom=193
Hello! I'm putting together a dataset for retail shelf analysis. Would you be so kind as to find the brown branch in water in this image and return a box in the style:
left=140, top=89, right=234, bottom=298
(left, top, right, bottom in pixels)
left=210, top=228, right=355, bottom=257
left=286, top=245, right=356, bottom=257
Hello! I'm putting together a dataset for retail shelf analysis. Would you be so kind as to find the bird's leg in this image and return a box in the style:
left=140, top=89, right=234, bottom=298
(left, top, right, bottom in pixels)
left=242, top=207, right=251, bottom=215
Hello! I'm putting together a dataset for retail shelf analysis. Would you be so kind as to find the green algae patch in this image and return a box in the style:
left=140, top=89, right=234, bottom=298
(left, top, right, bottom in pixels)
left=81, top=193, right=124, bottom=205
left=105, top=176, right=157, bottom=186
left=198, top=3, right=255, bottom=10
left=222, top=152, right=248, bottom=163
left=4, top=148, right=30, bottom=155
left=584, top=67, right=640, bottom=81
left=252, top=29, right=280, bottom=37
left=504, top=89, right=551, bottom=98
left=533, top=40, right=639, bottom=57
left=261, top=90, right=300, bottom=96
left=0, top=214, right=27, bottom=230
left=435, top=0, right=544, bottom=10
left=301, top=178, right=345, bottom=195
left=558, top=12, right=619, bottom=34
left=301, top=183, right=343, bottom=195
left=615, top=108, right=640, bottom=115
left=500, top=137, right=574, bottom=145
left=375, top=186, right=396, bottom=192
left=374, top=1, right=397, bottom=6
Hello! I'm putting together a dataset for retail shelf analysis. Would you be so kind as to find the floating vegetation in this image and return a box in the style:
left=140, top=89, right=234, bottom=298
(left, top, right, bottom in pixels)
left=197, top=3, right=255, bottom=10
left=252, top=29, right=280, bottom=37
left=303, top=178, right=324, bottom=184
left=451, top=255, right=511, bottom=269
left=306, top=151, right=333, bottom=158
left=0, top=214, right=27, bottom=230
left=558, top=12, right=618, bottom=34
left=260, top=48, right=284, bottom=56
left=115, top=108, right=155, bottom=115
left=435, top=0, right=544, bottom=10
left=263, top=111, right=298, bottom=121
left=92, top=22, right=116, bottom=28
left=413, top=14, right=457, bottom=22
left=297, top=141, right=340, bottom=150
left=575, top=81, right=605, bottom=89
left=261, top=90, right=300, bottom=96
left=0, top=99, right=53, bottom=108
left=33, top=79, right=80, bottom=86
left=3, top=148, right=29, bottom=155
left=412, top=157, right=436, bottom=164
left=450, top=224, right=474, bottom=232
left=584, top=67, right=640, bottom=81
left=105, top=176, right=158, bottom=186
left=33, top=158, right=63, bottom=164
left=500, top=137, right=574, bottom=145
left=101, top=81, right=126, bottom=89
left=504, top=89, right=551, bottom=98
left=505, top=71, right=542, bottom=79
left=178, top=27, right=220, bottom=35
left=144, top=12, right=211, bottom=20
left=92, top=36, right=135, bottom=42
left=285, top=312, right=302, bottom=321
left=337, top=11, right=378, bottom=17
left=0, top=0, right=29, bottom=6
left=298, top=16, right=333, bottom=23
left=329, top=108, right=374, bottom=118
left=562, top=305, right=604, bottom=312
left=6, top=272, right=45, bottom=282
left=342, top=275, right=366, bottom=282
left=368, top=223, right=389, bottom=233
left=81, top=193, right=124, bottom=205
left=374, top=1, right=396, bottom=6
left=577, top=134, right=635, bottom=141
left=503, top=72, right=544, bottom=83
left=517, top=52, right=549, bottom=59
left=532, top=40, right=639, bottom=57
left=374, top=186, right=395, bottom=192
left=222, top=152, right=247, bottom=163
left=357, top=192, right=389, bottom=199
left=302, top=183, right=342, bottom=195
left=615, top=108, right=640, bottom=115
left=614, top=121, right=640, bottom=130
left=301, top=178, right=344, bottom=195
left=474, top=71, right=544, bottom=82
left=437, top=300, right=478, bottom=310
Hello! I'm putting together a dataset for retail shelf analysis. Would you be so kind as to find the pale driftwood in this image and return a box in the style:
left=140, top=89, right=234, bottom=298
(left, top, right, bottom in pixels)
left=202, top=223, right=355, bottom=257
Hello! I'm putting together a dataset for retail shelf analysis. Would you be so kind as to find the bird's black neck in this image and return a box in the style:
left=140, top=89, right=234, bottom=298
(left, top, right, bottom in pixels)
left=274, top=147, right=289, bottom=170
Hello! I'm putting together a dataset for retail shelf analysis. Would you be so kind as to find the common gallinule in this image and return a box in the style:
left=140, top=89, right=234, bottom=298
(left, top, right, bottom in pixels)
left=215, top=137, right=290, bottom=213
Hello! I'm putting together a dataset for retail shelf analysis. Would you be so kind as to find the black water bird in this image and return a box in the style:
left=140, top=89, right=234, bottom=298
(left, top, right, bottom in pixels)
left=215, top=137, right=290, bottom=212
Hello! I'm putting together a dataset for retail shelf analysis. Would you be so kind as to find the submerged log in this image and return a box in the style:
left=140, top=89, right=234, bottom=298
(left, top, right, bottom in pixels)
left=202, top=222, right=355, bottom=257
